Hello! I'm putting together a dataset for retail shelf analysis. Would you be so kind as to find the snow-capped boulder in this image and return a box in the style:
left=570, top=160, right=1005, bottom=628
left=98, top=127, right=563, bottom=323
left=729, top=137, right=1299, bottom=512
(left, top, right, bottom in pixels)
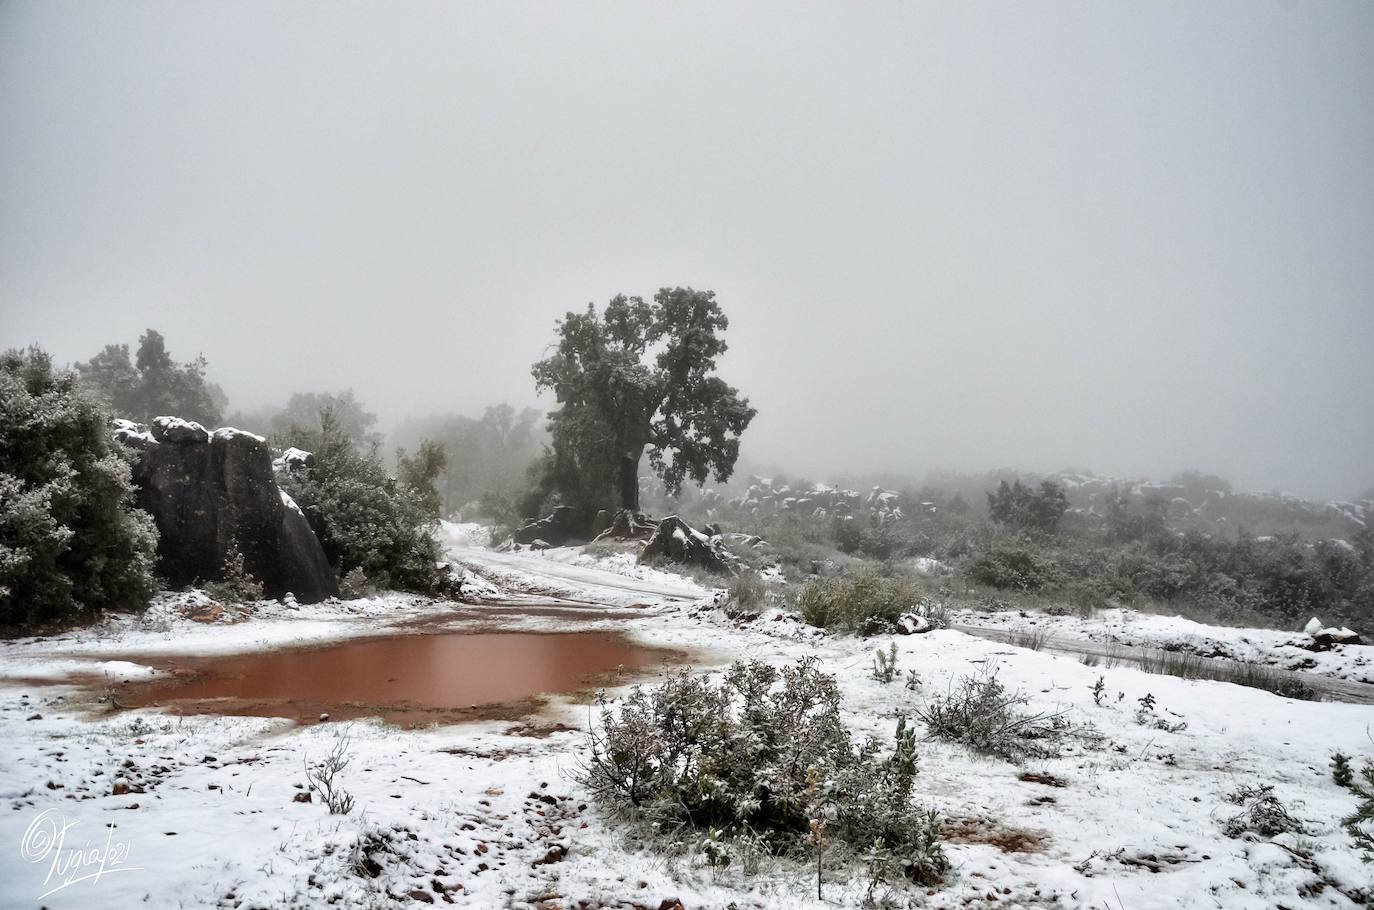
left=272, top=446, right=315, bottom=473
left=112, top=418, right=157, bottom=448
left=1306, top=626, right=1362, bottom=651
left=113, top=418, right=338, bottom=603
left=896, top=613, right=931, bottom=635
left=640, top=515, right=731, bottom=573
left=151, top=415, right=211, bottom=444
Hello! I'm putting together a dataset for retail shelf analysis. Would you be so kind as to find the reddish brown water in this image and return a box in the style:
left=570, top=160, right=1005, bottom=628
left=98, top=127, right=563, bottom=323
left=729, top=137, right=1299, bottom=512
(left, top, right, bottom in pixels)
left=112, top=631, right=678, bottom=726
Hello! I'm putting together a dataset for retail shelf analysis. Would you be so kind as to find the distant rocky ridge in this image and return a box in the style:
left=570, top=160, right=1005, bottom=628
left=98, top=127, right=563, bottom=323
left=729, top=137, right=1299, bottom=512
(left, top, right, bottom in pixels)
left=112, top=417, right=338, bottom=603
left=715, top=476, right=905, bottom=525
left=682, top=470, right=1372, bottom=541
left=1050, top=471, right=1373, bottom=536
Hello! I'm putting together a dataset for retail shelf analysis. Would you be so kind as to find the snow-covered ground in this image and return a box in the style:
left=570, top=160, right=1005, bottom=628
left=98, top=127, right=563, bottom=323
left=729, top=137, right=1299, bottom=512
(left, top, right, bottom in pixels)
left=441, top=521, right=709, bottom=607
left=952, top=606, right=1374, bottom=686
left=1, top=534, right=1372, bottom=908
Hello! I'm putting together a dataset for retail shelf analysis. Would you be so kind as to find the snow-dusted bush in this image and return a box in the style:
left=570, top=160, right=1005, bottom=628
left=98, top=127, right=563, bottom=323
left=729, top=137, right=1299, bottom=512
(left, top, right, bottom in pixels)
left=584, top=658, right=948, bottom=886
left=725, top=569, right=766, bottom=616
left=1221, top=784, right=1303, bottom=839
left=916, top=670, right=1068, bottom=763
left=277, top=407, right=441, bottom=592
left=0, top=347, right=158, bottom=625
left=795, top=573, right=922, bottom=634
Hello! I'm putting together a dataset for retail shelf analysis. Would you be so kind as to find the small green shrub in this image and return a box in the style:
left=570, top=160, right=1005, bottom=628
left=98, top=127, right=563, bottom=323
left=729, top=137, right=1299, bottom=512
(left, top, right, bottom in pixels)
left=201, top=541, right=263, bottom=604
left=1134, top=692, right=1187, bottom=732
left=584, top=658, right=948, bottom=886
left=338, top=567, right=374, bottom=600
left=796, top=573, right=922, bottom=634
left=1333, top=752, right=1354, bottom=788
left=1332, top=751, right=1374, bottom=858
left=872, top=642, right=898, bottom=683
left=966, top=546, right=1057, bottom=592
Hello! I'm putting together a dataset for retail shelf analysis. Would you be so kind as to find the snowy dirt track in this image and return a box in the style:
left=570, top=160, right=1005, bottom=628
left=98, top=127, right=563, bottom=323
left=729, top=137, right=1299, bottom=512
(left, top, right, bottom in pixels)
left=442, top=523, right=708, bottom=608
left=0, top=532, right=1372, bottom=909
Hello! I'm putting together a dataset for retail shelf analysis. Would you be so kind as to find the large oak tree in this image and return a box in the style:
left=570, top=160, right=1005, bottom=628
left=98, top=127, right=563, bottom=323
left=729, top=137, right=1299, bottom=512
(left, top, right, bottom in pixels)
left=532, top=288, right=756, bottom=513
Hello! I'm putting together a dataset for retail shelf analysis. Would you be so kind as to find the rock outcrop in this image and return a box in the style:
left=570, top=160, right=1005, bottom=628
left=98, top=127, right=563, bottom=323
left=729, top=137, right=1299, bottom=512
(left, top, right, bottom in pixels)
left=1302, top=617, right=1362, bottom=651
left=113, top=417, right=338, bottom=603
left=640, top=516, right=731, bottom=573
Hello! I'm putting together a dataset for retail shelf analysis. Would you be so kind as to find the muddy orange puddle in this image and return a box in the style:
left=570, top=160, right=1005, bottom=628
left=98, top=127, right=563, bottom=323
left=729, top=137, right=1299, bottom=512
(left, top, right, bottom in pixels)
left=111, top=631, right=678, bottom=727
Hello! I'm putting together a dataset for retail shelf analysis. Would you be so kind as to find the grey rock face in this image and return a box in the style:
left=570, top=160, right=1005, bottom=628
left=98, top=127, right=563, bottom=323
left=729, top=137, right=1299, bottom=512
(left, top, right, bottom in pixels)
left=115, top=417, right=338, bottom=603
left=640, top=515, right=731, bottom=573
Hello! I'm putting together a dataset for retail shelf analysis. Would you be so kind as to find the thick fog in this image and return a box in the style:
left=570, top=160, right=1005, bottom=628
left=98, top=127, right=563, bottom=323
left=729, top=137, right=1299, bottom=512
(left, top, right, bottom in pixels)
left=2, top=2, right=1371, bottom=500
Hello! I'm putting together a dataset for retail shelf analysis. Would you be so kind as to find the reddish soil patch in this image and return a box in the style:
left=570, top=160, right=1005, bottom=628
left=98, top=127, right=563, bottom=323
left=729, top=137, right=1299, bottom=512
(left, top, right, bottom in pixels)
left=105, top=631, right=682, bottom=727
left=941, top=816, right=1048, bottom=853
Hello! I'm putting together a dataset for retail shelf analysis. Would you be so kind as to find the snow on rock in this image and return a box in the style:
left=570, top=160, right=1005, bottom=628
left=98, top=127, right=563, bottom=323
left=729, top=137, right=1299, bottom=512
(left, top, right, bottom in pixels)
left=896, top=612, right=931, bottom=634
left=1309, top=625, right=1363, bottom=650
left=212, top=426, right=266, bottom=444
left=150, top=415, right=210, bottom=443
left=115, top=418, right=338, bottom=603
left=111, top=418, right=157, bottom=448
left=273, top=446, right=315, bottom=472
left=640, top=515, right=731, bottom=573
left=279, top=489, right=305, bottom=516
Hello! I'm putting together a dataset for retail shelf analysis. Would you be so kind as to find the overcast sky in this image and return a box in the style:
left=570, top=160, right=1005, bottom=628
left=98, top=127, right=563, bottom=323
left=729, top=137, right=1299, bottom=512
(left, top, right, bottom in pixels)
left=2, top=2, right=1371, bottom=499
